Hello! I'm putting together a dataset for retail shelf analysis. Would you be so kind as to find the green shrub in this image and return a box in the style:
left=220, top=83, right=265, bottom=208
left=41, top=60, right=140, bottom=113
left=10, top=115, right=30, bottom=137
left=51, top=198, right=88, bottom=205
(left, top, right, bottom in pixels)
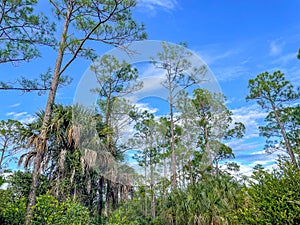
left=236, top=163, right=300, bottom=224
left=31, top=193, right=90, bottom=225
left=0, top=189, right=27, bottom=225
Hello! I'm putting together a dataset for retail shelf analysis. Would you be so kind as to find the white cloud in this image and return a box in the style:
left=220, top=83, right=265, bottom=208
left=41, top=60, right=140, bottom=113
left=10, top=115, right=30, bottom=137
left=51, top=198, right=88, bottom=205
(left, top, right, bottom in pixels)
left=138, top=65, right=165, bottom=92
left=248, top=157, right=277, bottom=168
left=5, top=111, right=35, bottom=124
left=269, top=40, right=284, bottom=56
left=231, top=104, right=267, bottom=139
left=227, top=140, right=263, bottom=152
left=135, top=102, right=158, bottom=114
left=251, top=150, right=266, bottom=155
left=138, top=0, right=178, bottom=11
left=197, top=49, right=239, bottom=65
left=126, top=65, right=168, bottom=102
left=236, top=164, right=253, bottom=177
left=214, top=65, right=249, bottom=82
left=5, top=112, right=15, bottom=116
left=19, top=115, right=36, bottom=124
left=271, top=52, right=296, bottom=65
left=229, top=152, right=278, bottom=177
left=14, top=112, right=27, bottom=117
left=8, top=103, right=20, bottom=108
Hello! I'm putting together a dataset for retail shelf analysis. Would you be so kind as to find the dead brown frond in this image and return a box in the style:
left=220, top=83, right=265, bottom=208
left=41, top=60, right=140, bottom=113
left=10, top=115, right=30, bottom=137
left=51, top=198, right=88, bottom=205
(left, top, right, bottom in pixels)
left=18, top=151, right=37, bottom=168
left=28, top=132, right=48, bottom=154
left=68, top=124, right=81, bottom=147
left=58, top=149, right=67, bottom=175
left=70, top=168, right=75, bottom=185
left=87, top=177, right=91, bottom=194
left=83, top=148, right=98, bottom=169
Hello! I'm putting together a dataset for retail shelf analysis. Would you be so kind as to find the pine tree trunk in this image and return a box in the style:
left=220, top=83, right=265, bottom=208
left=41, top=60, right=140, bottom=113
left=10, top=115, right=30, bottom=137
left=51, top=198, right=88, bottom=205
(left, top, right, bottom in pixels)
left=25, top=150, right=43, bottom=224
left=169, top=85, right=177, bottom=189
left=150, top=163, right=155, bottom=218
left=25, top=10, right=71, bottom=223
left=0, top=140, right=8, bottom=170
left=272, top=104, right=297, bottom=166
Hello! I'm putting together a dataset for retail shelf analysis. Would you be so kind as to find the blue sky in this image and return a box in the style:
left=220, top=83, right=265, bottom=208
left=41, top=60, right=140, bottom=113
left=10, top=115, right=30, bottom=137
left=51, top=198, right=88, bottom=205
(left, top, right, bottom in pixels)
left=1, top=0, right=300, bottom=175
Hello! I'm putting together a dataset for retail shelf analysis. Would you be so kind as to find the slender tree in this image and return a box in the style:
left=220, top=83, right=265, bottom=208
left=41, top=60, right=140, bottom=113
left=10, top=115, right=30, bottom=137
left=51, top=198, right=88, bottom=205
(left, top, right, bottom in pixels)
left=91, top=54, right=143, bottom=217
left=25, top=1, right=145, bottom=223
left=151, top=42, right=206, bottom=188
left=191, top=88, right=245, bottom=173
left=246, top=71, right=300, bottom=166
left=130, top=110, right=159, bottom=218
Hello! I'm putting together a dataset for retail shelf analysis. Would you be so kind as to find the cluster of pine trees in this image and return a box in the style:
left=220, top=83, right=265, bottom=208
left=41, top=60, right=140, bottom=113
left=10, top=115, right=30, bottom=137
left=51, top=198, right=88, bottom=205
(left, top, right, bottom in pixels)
left=1, top=1, right=300, bottom=224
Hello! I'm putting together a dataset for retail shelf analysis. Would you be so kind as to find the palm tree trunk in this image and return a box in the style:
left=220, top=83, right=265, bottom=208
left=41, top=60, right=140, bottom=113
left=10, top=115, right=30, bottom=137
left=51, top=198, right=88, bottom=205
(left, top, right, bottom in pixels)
left=97, top=175, right=104, bottom=222
left=112, top=182, right=118, bottom=209
left=105, top=179, right=111, bottom=217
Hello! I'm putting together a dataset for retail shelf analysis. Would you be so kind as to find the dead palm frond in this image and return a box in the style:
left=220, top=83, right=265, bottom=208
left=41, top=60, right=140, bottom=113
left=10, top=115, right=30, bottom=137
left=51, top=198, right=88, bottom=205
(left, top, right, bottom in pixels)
left=81, top=148, right=98, bottom=172
left=18, top=151, right=37, bottom=169
left=68, top=124, right=81, bottom=147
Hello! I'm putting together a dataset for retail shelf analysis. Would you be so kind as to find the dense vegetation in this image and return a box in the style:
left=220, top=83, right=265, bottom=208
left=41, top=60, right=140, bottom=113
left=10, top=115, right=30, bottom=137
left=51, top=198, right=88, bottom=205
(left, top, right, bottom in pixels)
left=1, top=1, right=300, bottom=225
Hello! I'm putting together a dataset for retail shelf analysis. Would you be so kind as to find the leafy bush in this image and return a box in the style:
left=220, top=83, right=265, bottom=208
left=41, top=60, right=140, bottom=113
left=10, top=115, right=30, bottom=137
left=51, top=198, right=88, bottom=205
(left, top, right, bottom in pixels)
left=106, top=198, right=151, bottom=225
left=0, top=189, right=27, bottom=225
left=31, top=193, right=90, bottom=225
left=236, top=163, right=300, bottom=224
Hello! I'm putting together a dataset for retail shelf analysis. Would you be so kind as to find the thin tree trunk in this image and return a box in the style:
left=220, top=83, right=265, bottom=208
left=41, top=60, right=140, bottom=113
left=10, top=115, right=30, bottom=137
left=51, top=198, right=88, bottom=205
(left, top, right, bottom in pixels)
left=25, top=150, right=43, bottom=224
left=112, top=182, right=118, bottom=209
left=204, top=124, right=213, bottom=174
left=189, top=161, right=194, bottom=184
left=150, top=162, right=155, bottom=218
left=105, top=179, right=110, bottom=218
left=55, top=149, right=67, bottom=197
left=97, top=175, right=104, bottom=220
left=163, top=145, right=167, bottom=196
left=25, top=7, right=71, bottom=224
left=144, top=154, right=148, bottom=217
left=272, top=104, right=297, bottom=166
left=169, top=84, right=177, bottom=189
left=0, top=140, right=7, bottom=170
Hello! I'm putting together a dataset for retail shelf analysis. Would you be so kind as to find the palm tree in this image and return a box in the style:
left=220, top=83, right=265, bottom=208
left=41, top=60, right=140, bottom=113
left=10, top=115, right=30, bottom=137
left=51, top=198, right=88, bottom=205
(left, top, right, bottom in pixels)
left=18, top=105, right=102, bottom=198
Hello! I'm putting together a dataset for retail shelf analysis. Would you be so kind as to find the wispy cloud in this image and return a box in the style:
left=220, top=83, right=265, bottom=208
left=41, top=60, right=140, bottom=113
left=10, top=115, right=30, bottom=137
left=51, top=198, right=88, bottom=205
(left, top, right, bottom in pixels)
left=5, top=112, right=15, bottom=116
left=227, top=140, right=263, bottom=152
left=14, top=112, right=27, bottom=117
left=8, top=103, right=20, bottom=108
left=197, top=48, right=239, bottom=65
left=227, top=150, right=278, bottom=177
left=214, top=65, right=249, bottom=82
left=269, top=40, right=284, bottom=56
left=271, top=52, right=297, bottom=65
left=251, top=150, right=266, bottom=155
left=195, top=45, right=250, bottom=82
left=127, top=64, right=168, bottom=102
left=5, top=111, right=35, bottom=124
left=137, top=0, right=179, bottom=14
left=248, top=156, right=277, bottom=168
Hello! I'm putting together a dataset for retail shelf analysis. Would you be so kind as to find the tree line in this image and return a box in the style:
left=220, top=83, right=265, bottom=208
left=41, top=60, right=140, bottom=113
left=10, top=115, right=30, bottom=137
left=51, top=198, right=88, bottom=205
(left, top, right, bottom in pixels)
left=1, top=1, right=300, bottom=224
